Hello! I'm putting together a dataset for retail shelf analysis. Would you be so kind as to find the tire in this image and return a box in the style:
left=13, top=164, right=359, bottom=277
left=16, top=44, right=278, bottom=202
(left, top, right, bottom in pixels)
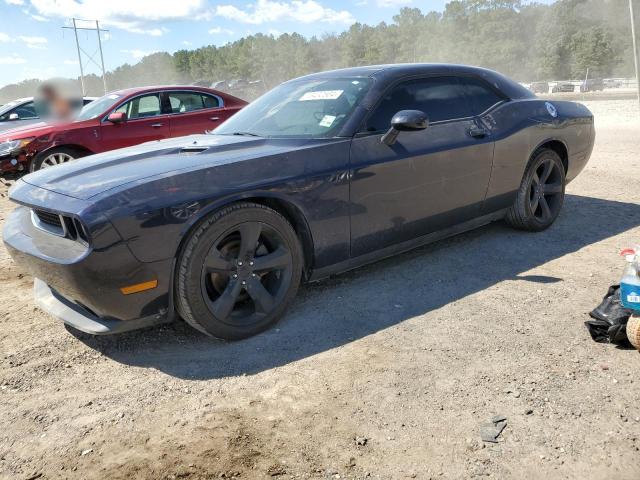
left=30, top=147, right=81, bottom=172
left=175, top=202, right=303, bottom=340
left=505, top=148, right=566, bottom=231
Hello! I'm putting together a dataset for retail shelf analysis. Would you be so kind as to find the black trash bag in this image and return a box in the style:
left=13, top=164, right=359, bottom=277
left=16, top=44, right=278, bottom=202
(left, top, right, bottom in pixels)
left=585, top=285, right=632, bottom=346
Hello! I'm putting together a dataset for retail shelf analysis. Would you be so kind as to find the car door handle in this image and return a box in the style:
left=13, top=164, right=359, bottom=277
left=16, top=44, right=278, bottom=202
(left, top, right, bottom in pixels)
left=151, top=123, right=164, bottom=128
left=469, top=127, right=488, bottom=138
left=209, top=116, right=220, bottom=121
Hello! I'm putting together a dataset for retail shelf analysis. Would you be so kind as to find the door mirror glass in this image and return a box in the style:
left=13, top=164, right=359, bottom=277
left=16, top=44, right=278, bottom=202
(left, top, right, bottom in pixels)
left=8, top=113, right=19, bottom=121
left=107, top=112, right=127, bottom=124
left=382, top=109, right=429, bottom=145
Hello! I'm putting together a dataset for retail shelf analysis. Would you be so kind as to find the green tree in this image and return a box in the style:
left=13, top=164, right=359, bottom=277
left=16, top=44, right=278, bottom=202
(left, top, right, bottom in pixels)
left=570, top=26, right=618, bottom=77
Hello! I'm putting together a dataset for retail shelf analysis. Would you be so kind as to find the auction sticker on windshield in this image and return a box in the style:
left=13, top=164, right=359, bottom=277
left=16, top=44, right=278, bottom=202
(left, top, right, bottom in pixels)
left=299, top=90, right=343, bottom=101
left=319, top=115, right=336, bottom=127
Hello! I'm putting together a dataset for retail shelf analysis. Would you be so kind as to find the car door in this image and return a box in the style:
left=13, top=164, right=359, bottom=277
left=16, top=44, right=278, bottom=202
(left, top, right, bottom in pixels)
left=99, top=92, right=170, bottom=152
left=165, top=91, right=230, bottom=137
left=349, top=75, right=495, bottom=257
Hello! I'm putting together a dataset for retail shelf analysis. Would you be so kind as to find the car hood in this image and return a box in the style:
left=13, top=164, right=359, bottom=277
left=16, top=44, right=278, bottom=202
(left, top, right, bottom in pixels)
left=0, top=121, right=54, bottom=141
left=0, top=118, right=44, bottom=134
left=21, top=134, right=324, bottom=200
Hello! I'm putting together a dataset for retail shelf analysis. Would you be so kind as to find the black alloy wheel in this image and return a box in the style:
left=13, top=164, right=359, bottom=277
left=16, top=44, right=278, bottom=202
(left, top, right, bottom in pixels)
left=506, top=148, right=566, bottom=231
left=527, top=156, right=564, bottom=223
left=200, top=222, right=293, bottom=326
left=176, top=202, right=302, bottom=339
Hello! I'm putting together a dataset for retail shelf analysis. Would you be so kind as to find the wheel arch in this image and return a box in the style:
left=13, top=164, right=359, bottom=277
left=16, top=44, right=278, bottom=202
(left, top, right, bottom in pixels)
left=532, top=138, right=568, bottom=174
left=174, top=192, right=315, bottom=280
left=34, top=143, right=95, bottom=163
left=48, top=143, right=95, bottom=156
left=246, top=196, right=315, bottom=279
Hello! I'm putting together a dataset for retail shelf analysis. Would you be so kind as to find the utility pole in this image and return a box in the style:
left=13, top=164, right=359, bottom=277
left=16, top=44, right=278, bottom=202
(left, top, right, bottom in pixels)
left=71, top=18, right=85, bottom=96
left=96, top=20, right=107, bottom=95
left=630, top=0, right=640, bottom=111
left=62, top=19, right=110, bottom=96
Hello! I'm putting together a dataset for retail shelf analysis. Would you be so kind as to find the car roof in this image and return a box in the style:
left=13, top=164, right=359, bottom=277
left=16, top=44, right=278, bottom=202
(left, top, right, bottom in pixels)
left=108, top=85, right=225, bottom=96
left=9, top=97, right=34, bottom=104
left=297, top=63, right=498, bottom=79
left=294, top=63, right=534, bottom=100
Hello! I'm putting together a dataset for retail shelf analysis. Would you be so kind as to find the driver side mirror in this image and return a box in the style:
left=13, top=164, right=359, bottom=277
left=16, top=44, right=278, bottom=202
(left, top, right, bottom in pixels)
left=381, top=109, right=429, bottom=146
left=8, top=113, right=19, bottom=121
left=107, top=112, right=127, bottom=124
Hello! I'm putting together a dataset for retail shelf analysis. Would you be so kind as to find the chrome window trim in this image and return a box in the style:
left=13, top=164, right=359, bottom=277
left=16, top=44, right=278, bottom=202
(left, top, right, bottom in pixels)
left=100, top=89, right=224, bottom=123
left=357, top=73, right=508, bottom=134
left=164, top=89, right=224, bottom=116
left=100, top=91, right=164, bottom=123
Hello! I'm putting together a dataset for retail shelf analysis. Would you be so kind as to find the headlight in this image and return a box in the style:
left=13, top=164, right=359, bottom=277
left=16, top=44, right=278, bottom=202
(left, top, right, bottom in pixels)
left=0, top=137, right=34, bottom=156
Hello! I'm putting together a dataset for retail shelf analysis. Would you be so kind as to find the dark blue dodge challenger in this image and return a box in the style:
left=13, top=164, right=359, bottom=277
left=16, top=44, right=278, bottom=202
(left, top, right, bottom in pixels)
left=3, top=64, right=595, bottom=339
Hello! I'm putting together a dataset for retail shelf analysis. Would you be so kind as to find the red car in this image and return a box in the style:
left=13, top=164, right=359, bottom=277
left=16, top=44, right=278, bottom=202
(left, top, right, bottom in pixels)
left=0, top=86, right=247, bottom=172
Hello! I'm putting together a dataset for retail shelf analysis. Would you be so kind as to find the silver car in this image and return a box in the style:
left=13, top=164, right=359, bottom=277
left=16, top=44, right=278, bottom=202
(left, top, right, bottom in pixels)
left=0, top=96, right=96, bottom=133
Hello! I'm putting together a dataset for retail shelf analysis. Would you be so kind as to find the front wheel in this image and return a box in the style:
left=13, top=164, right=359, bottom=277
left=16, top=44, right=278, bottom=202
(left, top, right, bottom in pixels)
left=505, top=148, right=566, bottom=231
left=30, top=147, right=80, bottom=172
left=175, top=202, right=303, bottom=340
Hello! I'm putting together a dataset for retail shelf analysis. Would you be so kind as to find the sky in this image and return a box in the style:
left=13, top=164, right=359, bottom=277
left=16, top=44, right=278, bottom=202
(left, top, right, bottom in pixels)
left=0, top=0, right=556, bottom=89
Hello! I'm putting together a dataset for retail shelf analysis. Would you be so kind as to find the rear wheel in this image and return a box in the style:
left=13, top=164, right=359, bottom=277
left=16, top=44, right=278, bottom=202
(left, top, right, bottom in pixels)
left=30, top=147, right=81, bottom=172
left=176, top=202, right=303, bottom=340
left=506, top=148, right=566, bottom=231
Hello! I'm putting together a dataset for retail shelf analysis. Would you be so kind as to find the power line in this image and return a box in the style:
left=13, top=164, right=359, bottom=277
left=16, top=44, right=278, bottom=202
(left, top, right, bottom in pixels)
left=62, top=19, right=109, bottom=96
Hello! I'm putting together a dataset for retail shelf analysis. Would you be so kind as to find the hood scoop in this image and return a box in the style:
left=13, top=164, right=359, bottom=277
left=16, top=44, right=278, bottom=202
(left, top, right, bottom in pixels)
left=179, top=146, right=209, bottom=155
left=21, top=134, right=294, bottom=200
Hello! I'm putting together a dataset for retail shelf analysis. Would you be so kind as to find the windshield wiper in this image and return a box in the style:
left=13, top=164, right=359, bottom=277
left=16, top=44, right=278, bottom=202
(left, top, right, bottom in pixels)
left=231, top=131, right=261, bottom=137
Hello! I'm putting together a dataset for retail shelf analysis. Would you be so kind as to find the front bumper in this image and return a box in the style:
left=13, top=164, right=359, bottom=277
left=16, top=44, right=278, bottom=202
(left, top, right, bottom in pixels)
left=0, top=154, right=20, bottom=172
left=0, top=151, right=29, bottom=172
left=3, top=200, right=175, bottom=332
left=34, top=278, right=170, bottom=334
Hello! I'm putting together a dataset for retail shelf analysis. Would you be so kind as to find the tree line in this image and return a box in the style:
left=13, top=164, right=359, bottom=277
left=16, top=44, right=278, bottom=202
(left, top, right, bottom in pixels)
left=0, top=0, right=637, bottom=103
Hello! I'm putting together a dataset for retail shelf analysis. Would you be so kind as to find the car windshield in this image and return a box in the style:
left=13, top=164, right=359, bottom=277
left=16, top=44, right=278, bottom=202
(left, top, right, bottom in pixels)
left=214, top=77, right=372, bottom=138
left=75, top=93, right=123, bottom=121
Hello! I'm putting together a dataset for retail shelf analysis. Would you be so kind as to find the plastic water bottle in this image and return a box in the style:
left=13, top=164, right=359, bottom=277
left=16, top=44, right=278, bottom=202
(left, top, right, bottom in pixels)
left=620, top=247, right=640, bottom=312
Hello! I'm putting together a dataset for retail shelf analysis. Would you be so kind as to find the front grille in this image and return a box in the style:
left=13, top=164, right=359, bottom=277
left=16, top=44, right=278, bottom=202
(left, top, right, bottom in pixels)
left=33, top=209, right=63, bottom=229
left=31, top=208, right=91, bottom=244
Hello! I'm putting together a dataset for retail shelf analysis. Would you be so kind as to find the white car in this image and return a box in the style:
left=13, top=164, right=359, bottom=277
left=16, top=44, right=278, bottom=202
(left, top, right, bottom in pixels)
left=0, top=96, right=96, bottom=133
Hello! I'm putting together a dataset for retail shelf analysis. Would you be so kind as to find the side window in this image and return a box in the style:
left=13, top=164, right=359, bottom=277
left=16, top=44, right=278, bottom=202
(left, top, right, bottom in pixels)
left=13, top=102, right=38, bottom=119
left=167, top=92, right=215, bottom=113
left=202, top=94, right=220, bottom=109
left=459, top=77, right=505, bottom=115
left=365, top=76, right=471, bottom=132
left=114, top=94, right=161, bottom=119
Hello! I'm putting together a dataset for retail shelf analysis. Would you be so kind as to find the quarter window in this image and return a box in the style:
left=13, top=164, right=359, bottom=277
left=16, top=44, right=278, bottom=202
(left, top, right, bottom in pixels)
left=115, top=93, right=161, bottom=119
left=202, top=94, right=220, bottom=109
left=459, top=77, right=505, bottom=115
left=365, top=76, right=471, bottom=132
left=168, top=92, right=220, bottom=113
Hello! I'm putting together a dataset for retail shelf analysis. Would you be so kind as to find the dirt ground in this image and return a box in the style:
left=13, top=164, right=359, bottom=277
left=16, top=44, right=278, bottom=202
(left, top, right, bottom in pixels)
left=1, top=98, right=640, bottom=480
